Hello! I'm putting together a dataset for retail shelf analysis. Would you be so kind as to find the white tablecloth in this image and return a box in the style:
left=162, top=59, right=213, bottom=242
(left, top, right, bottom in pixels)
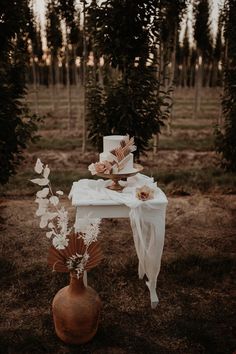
left=69, top=173, right=168, bottom=308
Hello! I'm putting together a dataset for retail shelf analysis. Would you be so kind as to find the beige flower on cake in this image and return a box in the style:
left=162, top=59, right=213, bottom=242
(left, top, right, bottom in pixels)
left=88, top=161, right=113, bottom=175
left=136, top=185, right=155, bottom=201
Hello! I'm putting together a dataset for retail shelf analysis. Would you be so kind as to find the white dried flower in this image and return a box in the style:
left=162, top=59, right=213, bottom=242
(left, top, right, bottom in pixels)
left=46, top=231, right=54, bottom=239
left=66, top=253, right=83, bottom=270
left=88, top=163, right=97, bottom=175
left=32, top=160, right=101, bottom=262
left=36, top=188, right=49, bottom=198
left=49, top=196, right=59, bottom=206
left=66, top=251, right=90, bottom=278
left=53, top=235, right=69, bottom=250
left=34, top=158, right=43, bottom=174
left=30, top=178, right=49, bottom=186
left=39, top=212, right=57, bottom=228
left=43, top=165, right=50, bottom=179
left=77, top=217, right=101, bottom=246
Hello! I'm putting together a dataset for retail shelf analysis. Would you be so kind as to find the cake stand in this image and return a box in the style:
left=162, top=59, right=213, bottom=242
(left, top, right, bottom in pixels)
left=96, top=164, right=143, bottom=192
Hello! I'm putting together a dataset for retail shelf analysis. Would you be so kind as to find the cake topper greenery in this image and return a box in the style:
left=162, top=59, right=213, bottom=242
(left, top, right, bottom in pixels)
left=31, top=158, right=102, bottom=278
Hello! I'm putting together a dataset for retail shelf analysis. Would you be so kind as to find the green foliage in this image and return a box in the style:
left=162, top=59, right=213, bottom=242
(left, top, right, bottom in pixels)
left=182, top=21, right=190, bottom=59
left=25, top=4, right=43, bottom=60
left=193, top=0, right=213, bottom=58
left=215, top=0, right=236, bottom=171
left=0, top=0, right=39, bottom=184
left=159, top=0, right=186, bottom=45
left=87, top=84, right=108, bottom=152
left=86, top=0, right=181, bottom=156
left=87, top=0, right=159, bottom=72
left=88, top=66, right=165, bottom=157
left=214, top=11, right=223, bottom=62
left=46, top=0, right=63, bottom=57
left=58, top=0, right=82, bottom=46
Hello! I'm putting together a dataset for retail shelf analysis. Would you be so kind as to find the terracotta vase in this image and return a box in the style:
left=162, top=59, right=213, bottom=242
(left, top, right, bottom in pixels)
left=52, top=274, right=101, bottom=344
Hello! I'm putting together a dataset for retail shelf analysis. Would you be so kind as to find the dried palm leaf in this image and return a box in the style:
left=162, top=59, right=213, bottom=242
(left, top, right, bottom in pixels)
left=48, top=233, right=103, bottom=274
left=110, top=136, right=136, bottom=163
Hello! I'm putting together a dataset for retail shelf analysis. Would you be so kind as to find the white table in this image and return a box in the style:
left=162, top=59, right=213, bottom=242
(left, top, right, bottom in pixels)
left=69, top=175, right=168, bottom=308
left=69, top=177, right=167, bottom=220
left=73, top=198, right=167, bottom=219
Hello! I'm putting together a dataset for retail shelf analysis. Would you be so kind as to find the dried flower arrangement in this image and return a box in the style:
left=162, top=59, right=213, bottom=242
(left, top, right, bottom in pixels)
left=88, top=135, right=136, bottom=175
left=48, top=233, right=103, bottom=279
left=31, top=158, right=102, bottom=278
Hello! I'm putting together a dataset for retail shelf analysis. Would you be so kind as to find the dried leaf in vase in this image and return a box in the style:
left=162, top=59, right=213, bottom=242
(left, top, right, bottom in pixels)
left=48, top=233, right=103, bottom=274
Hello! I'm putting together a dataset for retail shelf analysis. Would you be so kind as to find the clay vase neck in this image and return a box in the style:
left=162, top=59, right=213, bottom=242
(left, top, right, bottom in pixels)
left=52, top=272, right=101, bottom=344
left=68, top=274, right=85, bottom=295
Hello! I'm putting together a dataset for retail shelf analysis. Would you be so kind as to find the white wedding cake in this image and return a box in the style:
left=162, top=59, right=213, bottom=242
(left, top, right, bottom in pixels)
left=99, top=135, right=136, bottom=173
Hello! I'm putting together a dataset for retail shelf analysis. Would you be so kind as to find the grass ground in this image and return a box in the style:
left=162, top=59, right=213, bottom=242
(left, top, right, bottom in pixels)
left=0, top=87, right=235, bottom=354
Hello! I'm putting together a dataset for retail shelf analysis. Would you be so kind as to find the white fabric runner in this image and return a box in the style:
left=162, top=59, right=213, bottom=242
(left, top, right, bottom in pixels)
left=69, top=173, right=168, bottom=308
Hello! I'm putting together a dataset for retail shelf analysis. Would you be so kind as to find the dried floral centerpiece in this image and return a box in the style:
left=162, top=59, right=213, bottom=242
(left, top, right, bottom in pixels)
left=136, top=185, right=155, bottom=201
left=31, top=159, right=103, bottom=344
left=31, top=159, right=101, bottom=278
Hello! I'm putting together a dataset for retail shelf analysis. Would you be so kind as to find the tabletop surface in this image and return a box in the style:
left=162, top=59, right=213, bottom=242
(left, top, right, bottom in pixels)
left=69, top=179, right=168, bottom=207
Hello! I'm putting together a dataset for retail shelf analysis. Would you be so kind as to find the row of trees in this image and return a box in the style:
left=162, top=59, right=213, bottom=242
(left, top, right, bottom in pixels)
left=27, top=0, right=223, bottom=131
left=0, top=0, right=235, bottom=185
left=27, top=0, right=223, bottom=89
left=0, top=0, right=39, bottom=185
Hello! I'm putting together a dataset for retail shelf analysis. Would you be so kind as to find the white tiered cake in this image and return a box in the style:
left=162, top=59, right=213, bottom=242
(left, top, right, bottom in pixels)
left=99, top=135, right=136, bottom=174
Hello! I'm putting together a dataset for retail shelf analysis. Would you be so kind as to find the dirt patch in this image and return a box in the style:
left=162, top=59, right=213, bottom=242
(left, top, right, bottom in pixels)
left=0, top=196, right=235, bottom=353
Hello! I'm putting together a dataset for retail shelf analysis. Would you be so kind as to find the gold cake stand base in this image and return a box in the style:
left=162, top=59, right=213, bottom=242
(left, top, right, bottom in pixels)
left=106, top=177, right=125, bottom=192
left=97, top=164, right=143, bottom=192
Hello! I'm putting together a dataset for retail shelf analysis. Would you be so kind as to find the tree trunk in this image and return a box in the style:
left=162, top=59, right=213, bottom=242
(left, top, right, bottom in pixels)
left=211, top=59, right=218, bottom=87
left=153, top=42, right=162, bottom=155
left=66, top=45, right=72, bottom=130
left=190, top=60, right=195, bottom=87
left=32, top=56, right=39, bottom=115
left=82, top=1, right=87, bottom=154
left=55, top=59, right=60, bottom=92
left=73, top=46, right=79, bottom=86
left=193, top=50, right=202, bottom=119
left=167, top=25, right=178, bottom=136
left=49, top=53, right=56, bottom=111
left=218, top=38, right=228, bottom=126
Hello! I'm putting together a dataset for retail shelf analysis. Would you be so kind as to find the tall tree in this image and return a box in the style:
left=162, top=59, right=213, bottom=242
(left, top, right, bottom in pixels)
left=58, top=0, right=78, bottom=129
left=26, top=3, right=43, bottom=114
left=87, top=0, right=166, bottom=157
left=46, top=0, right=63, bottom=109
left=157, top=0, right=187, bottom=137
left=215, top=0, right=236, bottom=171
left=0, top=0, right=39, bottom=184
left=182, top=19, right=190, bottom=87
left=212, top=11, right=223, bottom=87
left=193, top=0, right=213, bottom=117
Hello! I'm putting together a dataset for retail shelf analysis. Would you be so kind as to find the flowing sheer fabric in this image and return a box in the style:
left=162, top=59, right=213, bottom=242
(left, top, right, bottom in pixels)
left=69, top=174, right=168, bottom=308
